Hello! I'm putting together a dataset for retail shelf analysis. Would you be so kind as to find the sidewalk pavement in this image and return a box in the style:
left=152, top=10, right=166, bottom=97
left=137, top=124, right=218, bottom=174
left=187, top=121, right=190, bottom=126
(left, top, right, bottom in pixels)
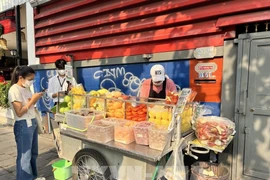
left=0, top=124, right=60, bottom=180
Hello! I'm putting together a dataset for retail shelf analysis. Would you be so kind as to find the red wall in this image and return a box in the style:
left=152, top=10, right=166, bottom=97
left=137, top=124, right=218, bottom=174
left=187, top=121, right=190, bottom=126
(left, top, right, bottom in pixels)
left=34, top=0, right=270, bottom=63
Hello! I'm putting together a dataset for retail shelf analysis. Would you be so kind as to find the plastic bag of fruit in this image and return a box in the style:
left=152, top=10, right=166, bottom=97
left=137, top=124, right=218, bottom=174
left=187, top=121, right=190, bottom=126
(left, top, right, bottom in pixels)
left=165, top=91, right=179, bottom=105
left=195, top=116, right=235, bottom=147
left=179, top=103, right=193, bottom=133
left=70, top=84, right=86, bottom=110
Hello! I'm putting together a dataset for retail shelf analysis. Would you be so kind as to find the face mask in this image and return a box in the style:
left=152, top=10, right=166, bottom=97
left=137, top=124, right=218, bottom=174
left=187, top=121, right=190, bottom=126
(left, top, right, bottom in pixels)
left=153, top=81, right=163, bottom=86
left=58, top=70, right=65, bottom=76
left=23, top=80, right=33, bottom=88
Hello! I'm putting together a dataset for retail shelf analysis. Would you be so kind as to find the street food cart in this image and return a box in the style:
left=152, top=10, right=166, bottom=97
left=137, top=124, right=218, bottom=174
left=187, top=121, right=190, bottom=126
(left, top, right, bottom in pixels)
left=49, top=87, right=234, bottom=180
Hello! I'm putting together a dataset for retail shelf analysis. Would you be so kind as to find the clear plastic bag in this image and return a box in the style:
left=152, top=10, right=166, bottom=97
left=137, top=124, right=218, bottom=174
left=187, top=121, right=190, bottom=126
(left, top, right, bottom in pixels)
left=191, top=103, right=214, bottom=130
left=157, top=146, right=186, bottom=180
left=70, top=84, right=87, bottom=109
left=195, top=116, right=235, bottom=147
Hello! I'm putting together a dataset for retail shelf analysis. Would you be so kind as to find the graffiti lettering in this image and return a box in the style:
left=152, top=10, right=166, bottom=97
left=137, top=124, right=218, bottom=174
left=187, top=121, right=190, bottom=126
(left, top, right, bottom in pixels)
left=40, top=77, right=53, bottom=110
left=93, top=67, right=144, bottom=94
left=116, top=67, right=125, bottom=78
left=104, top=69, right=115, bottom=78
left=94, top=67, right=126, bottom=79
left=94, top=70, right=103, bottom=79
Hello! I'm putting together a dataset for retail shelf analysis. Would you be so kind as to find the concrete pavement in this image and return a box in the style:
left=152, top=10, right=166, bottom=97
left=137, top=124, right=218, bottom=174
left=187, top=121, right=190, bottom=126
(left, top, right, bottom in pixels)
left=0, top=124, right=60, bottom=180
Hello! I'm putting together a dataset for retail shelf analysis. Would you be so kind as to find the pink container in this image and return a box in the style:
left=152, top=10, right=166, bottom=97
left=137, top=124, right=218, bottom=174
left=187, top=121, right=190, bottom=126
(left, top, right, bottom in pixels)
left=133, top=122, right=152, bottom=145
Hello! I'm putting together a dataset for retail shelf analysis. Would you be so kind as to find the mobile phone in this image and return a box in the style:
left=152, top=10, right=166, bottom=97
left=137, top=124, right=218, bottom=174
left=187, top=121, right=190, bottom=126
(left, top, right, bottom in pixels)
left=41, top=89, right=47, bottom=92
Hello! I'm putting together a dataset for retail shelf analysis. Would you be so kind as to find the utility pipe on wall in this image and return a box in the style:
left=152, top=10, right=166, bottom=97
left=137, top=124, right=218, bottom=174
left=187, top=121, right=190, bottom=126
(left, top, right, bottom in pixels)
left=15, top=5, right=22, bottom=66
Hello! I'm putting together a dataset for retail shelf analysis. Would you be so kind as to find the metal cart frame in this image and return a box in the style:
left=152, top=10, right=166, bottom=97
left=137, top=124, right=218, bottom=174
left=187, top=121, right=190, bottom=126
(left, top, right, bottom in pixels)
left=50, top=88, right=195, bottom=180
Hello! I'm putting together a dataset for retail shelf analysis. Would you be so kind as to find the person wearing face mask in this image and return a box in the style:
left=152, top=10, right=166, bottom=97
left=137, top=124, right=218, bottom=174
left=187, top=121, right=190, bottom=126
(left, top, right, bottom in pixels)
left=8, top=66, right=45, bottom=180
left=47, top=59, right=77, bottom=105
left=140, top=64, right=177, bottom=101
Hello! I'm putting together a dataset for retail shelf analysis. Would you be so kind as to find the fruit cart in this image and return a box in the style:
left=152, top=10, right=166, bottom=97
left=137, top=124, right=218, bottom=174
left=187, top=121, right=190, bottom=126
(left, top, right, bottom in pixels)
left=49, top=87, right=233, bottom=180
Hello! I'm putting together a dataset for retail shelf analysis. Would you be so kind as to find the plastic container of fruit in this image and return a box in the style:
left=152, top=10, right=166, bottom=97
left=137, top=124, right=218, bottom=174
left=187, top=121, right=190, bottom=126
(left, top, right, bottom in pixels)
left=101, top=118, right=125, bottom=126
left=133, top=122, right=153, bottom=145
left=65, top=109, right=99, bottom=131
left=94, top=111, right=106, bottom=120
left=114, top=121, right=137, bottom=144
left=87, top=120, right=114, bottom=143
left=148, top=126, right=172, bottom=151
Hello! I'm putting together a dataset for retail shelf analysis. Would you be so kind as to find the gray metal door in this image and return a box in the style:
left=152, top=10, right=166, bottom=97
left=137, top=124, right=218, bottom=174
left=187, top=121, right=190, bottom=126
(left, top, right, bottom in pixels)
left=235, top=32, right=270, bottom=180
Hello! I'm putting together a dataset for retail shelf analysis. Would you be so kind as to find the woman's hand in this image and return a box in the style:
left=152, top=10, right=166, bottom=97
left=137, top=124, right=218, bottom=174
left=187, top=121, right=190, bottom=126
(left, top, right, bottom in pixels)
left=31, top=92, right=44, bottom=101
left=31, top=92, right=44, bottom=102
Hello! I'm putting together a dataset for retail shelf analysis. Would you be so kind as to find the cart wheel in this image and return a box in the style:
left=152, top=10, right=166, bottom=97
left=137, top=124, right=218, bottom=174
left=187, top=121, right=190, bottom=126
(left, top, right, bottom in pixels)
left=72, top=148, right=111, bottom=180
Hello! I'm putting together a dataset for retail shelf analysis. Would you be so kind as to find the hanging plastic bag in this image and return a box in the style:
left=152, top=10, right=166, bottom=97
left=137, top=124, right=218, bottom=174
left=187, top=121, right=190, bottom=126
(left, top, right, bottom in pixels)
left=157, top=146, right=186, bottom=180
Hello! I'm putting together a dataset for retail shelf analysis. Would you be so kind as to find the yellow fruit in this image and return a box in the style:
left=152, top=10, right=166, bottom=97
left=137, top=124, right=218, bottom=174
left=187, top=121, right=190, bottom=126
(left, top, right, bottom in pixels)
left=73, top=103, right=81, bottom=110
left=149, top=118, right=155, bottom=123
left=155, top=112, right=162, bottom=119
left=154, top=119, right=161, bottom=125
left=187, top=108, right=193, bottom=116
left=89, top=90, right=98, bottom=96
left=160, top=120, right=168, bottom=127
left=149, top=111, right=155, bottom=118
left=168, top=112, right=172, bottom=118
left=161, top=112, right=168, bottom=120
left=97, top=89, right=108, bottom=96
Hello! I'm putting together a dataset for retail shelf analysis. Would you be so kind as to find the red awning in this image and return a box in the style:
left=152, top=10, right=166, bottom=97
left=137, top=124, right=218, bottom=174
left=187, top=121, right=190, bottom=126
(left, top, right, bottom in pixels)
left=0, top=10, right=16, bottom=34
left=0, top=18, right=16, bottom=34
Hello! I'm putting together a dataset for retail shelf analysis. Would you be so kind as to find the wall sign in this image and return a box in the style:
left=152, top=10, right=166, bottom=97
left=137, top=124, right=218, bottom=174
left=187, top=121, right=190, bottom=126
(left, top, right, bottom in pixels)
left=194, top=46, right=216, bottom=59
left=195, top=62, right=217, bottom=78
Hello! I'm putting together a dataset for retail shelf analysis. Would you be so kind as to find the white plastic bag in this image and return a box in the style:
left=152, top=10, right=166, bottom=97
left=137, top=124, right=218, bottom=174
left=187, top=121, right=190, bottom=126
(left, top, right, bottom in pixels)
left=35, top=109, right=44, bottom=134
left=157, top=146, right=186, bottom=180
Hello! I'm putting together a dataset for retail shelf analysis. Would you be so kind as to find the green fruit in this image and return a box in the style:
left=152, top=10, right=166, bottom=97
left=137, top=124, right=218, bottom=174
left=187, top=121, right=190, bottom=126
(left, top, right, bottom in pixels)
left=64, top=107, right=70, bottom=112
left=64, top=95, right=71, bottom=103
left=68, top=102, right=71, bottom=108
left=59, top=107, right=65, bottom=114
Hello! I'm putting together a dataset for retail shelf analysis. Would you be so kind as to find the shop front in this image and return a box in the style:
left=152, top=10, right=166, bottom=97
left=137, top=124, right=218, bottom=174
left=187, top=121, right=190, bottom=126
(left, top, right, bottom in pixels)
left=31, top=0, right=270, bottom=179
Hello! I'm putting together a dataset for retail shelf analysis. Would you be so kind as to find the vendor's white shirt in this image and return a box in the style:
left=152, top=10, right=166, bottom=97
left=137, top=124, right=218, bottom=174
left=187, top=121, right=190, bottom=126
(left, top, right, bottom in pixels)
left=8, top=84, right=35, bottom=121
left=47, top=75, right=77, bottom=102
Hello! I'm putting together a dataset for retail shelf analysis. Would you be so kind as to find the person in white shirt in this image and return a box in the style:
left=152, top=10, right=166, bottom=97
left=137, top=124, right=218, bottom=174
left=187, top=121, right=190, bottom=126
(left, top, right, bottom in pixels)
left=47, top=59, right=77, bottom=105
left=8, top=66, right=45, bottom=180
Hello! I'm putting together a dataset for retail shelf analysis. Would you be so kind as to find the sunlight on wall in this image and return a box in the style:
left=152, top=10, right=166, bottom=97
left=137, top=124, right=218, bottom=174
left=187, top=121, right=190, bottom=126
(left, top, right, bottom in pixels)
left=0, top=0, right=27, bottom=12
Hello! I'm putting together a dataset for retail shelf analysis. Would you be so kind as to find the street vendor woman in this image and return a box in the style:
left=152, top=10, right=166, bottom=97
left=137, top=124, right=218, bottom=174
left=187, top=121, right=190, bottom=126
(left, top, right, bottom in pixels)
left=140, top=64, right=177, bottom=100
left=48, top=59, right=77, bottom=105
